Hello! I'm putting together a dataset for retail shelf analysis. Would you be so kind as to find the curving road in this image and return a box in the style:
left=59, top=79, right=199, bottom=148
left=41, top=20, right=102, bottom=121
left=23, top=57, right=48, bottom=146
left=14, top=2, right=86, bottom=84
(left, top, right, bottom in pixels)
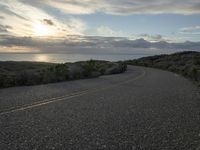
left=0, top=66, right=200, bottom=150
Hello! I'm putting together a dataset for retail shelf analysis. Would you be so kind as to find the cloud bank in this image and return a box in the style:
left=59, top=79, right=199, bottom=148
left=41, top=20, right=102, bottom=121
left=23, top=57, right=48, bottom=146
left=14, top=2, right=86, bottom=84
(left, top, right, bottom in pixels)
left=1, top=35, right=200, bottom=54
left=0, top=0, right=200, bottom=55
left=21, top=0, right=200, bottom=15
left=1, top=0, right=200, bottom=37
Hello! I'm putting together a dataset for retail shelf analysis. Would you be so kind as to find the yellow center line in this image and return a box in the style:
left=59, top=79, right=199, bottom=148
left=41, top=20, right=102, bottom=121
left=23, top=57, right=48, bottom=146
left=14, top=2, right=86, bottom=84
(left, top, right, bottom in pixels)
left=0, top=68, right=146, bottom=116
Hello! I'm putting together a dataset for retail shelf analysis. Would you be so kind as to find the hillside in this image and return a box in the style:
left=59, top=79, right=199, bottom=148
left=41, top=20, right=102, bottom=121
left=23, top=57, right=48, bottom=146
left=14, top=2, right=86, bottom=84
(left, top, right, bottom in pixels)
left=0, top=60, right=127, bottom=88
left=125, top=51, right=200, bottom=86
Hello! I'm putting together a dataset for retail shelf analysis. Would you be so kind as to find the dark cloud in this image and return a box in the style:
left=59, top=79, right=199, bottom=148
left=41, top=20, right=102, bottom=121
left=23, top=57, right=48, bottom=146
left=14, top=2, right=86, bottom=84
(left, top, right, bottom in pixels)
left=0, top=25, right=12, bottom=33
left=43, top=19, right=54, bottom=26
left=1, top=35, right=200, bottom=54
left=0, top=35, right=56, bottom=47
left=0, top=5, right=28, bottom=21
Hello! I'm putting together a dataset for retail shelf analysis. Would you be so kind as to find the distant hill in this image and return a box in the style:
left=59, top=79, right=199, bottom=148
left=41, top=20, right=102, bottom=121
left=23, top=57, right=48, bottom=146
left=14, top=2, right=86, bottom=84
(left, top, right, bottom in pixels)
left=125, top=51, right=200, bottom=86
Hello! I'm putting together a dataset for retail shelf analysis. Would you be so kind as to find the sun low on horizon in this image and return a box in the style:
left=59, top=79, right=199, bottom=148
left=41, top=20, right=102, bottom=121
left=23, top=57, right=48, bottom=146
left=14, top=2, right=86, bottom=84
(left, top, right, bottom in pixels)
left=0, top=0, right=200, bottom=54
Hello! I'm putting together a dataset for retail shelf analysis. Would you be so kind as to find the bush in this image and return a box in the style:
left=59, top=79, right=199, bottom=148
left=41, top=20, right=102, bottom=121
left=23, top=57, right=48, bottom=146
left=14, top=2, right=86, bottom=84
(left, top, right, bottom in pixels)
left=118, top=62, right=127, bottom=73
left=41, top=64, right=69, bottom=83
left=0, top=74, right=16, bottom=88
left=0, top=61, right=127, bottom=88
left=105, top=62, right=127, bottom=75
left=81, top=60, right=99, bottom=77
left=190, top=66, right=198, bottom=81
left=125, top=51, right=200, bottom=84
left=16, top=71, right=42, bottom=85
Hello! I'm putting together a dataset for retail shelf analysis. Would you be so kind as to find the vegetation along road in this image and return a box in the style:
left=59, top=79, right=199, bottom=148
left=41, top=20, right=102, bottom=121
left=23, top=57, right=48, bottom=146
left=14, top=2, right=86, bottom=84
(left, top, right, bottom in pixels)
left=0, top=66, right=200, bottom=150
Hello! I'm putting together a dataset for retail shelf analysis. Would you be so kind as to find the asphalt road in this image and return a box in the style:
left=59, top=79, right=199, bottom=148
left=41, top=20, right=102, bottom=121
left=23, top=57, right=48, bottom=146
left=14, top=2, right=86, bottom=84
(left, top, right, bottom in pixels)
left=0, top=66, right=200, bottom=150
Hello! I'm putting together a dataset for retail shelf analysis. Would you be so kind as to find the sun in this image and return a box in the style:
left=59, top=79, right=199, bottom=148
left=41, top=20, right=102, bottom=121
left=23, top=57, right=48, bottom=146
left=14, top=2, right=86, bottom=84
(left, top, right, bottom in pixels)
left=33, top=23, right=53, bottom=36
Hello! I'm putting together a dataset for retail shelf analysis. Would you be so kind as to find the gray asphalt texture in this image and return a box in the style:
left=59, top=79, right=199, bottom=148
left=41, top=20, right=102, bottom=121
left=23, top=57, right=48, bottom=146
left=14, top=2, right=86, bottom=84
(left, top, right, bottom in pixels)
left=0, top=66, right=200, bottom=150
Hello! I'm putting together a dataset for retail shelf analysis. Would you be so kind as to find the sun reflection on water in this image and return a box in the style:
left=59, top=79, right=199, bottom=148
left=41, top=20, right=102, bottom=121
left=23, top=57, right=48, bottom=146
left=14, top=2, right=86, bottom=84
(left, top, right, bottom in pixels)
left=34, top=54, right=50, bottom=62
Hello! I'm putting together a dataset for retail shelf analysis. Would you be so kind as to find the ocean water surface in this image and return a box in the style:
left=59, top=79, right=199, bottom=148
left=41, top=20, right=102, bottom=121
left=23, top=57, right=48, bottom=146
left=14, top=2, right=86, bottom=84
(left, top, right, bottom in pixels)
left=0, top=53, right=150, bottom=63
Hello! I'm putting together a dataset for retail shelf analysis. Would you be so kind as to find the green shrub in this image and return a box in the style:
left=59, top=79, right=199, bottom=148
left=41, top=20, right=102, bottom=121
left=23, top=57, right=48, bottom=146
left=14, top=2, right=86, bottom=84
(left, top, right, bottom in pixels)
left=41, top=64, right=69, bottom=83
left=0, top=74, right=16, bottom=88
left=118, top=62, right=127, bottom=73
left=99, top=67, right=106, bottom=75
left=82, top=60, right=99, bottom=77
left=16, top=71, right=42, bottom=86
left=190, top=66, right=198, bottom=81
left=0, top=61, right=126, bottom=88
left=125, top=51, right=200, bottom=84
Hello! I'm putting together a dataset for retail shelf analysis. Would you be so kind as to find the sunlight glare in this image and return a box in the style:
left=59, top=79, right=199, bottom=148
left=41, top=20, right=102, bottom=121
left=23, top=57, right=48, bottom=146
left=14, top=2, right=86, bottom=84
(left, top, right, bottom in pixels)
left=33, top=23, right=53, bottom=36
left=34, top=54, right=50, bottom=62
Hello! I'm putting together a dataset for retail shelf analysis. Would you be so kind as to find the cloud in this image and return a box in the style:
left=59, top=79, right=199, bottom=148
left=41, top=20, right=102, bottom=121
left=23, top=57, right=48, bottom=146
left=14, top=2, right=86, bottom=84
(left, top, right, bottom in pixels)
left=43, top=19, right=54, bottom=26
left=1, top=35, right=200, bottom=54
left=22, top=0, right=200, bottom=15
left=0, top=25, right=12, bottom=33
left=180, top=26, right=200, bottom=34
left=44, top=0, right=97, bottom=15
left=0, top=0, right=87, bottom=36
left=141, top=34, right=162, bottom=40
left=0, top=45, right=40, bottom=53
left=129, top=34, right=164, bottom=42
left=0, top=3, right=28, bottom=20
left=96, top=26, right=126, bottom=37
left=0, top=0, right=199, bottom=54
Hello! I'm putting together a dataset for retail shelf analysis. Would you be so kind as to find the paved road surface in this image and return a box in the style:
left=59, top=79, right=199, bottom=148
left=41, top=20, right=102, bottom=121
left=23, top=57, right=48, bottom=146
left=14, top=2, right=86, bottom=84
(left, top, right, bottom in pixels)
left=0, top=66, right=199, bottom=150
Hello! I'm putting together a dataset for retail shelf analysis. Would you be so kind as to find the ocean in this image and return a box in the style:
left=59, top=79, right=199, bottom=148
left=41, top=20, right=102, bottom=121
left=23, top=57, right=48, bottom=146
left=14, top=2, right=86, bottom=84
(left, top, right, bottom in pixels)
left=0, top=53, right=150, bottom=63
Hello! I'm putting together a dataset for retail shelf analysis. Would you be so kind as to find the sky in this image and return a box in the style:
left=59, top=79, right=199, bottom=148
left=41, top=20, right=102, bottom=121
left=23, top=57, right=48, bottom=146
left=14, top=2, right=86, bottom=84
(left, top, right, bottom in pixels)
left=0, top=0, right=200, bottom=53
